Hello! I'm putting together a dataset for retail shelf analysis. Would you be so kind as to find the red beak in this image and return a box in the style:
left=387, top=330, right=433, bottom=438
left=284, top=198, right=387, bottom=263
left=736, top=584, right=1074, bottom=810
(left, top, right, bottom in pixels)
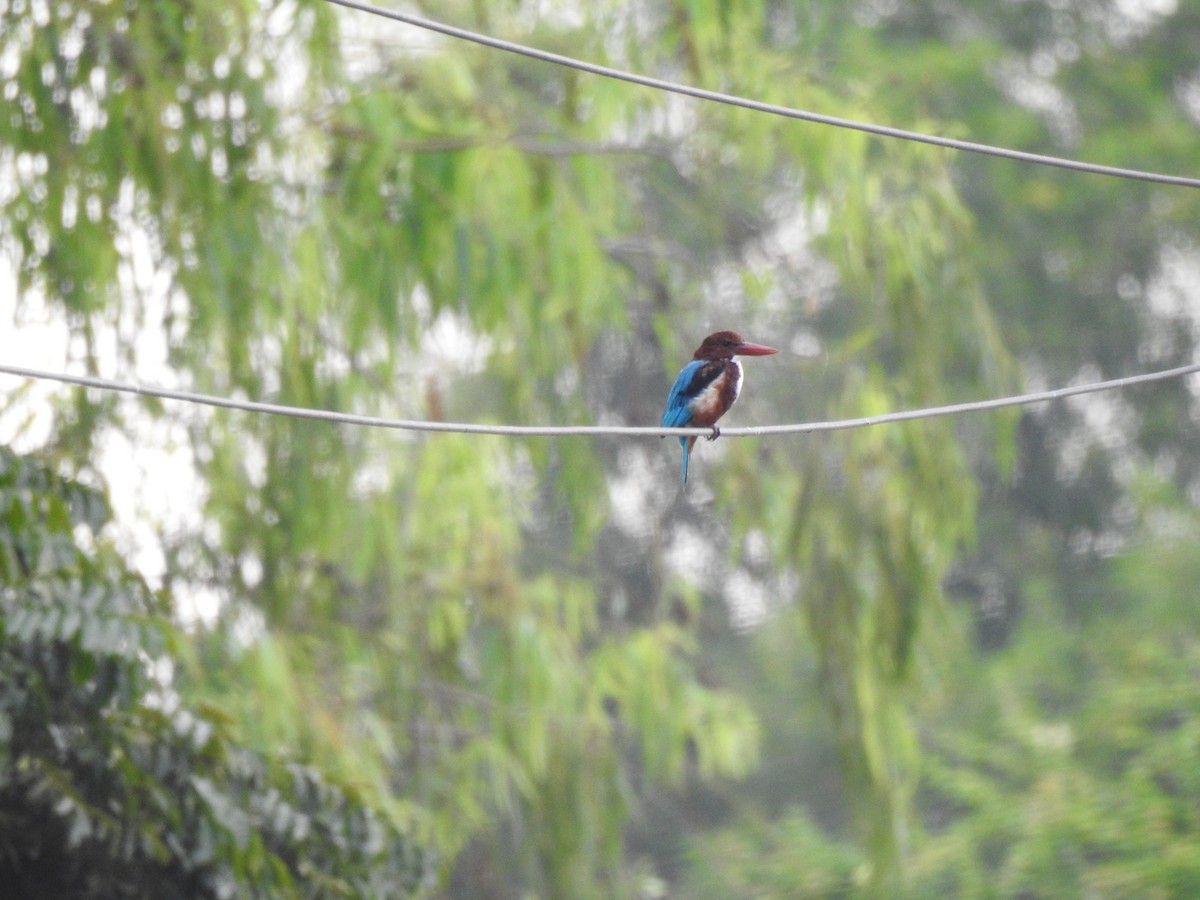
left=735, top=341, right=779, bottom=356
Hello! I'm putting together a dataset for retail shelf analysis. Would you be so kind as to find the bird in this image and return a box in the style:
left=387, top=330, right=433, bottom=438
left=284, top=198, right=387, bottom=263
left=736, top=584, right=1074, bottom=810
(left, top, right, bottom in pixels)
left=661, top=330, right=779, bottom=485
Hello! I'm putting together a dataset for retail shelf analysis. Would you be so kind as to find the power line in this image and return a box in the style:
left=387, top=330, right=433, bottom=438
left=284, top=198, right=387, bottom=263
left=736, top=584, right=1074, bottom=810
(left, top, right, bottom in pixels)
left=322, top=0, right=1200, bottom=189
left=2, top=361, right=1197, bottom=437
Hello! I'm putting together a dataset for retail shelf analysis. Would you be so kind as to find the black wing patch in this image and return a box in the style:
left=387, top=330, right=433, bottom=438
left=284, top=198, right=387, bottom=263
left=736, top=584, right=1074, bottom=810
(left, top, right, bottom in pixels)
left=679, top=360, right=725, bottom=400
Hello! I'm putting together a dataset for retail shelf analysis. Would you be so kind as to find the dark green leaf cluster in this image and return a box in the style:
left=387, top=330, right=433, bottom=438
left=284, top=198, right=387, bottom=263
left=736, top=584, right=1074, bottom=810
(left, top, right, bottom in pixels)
left=0, top=447, right=431, bottom=899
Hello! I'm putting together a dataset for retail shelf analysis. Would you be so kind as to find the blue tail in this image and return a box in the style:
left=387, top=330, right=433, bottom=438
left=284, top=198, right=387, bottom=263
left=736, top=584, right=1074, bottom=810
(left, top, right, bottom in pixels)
left=679, top=436, right=690, bottom=485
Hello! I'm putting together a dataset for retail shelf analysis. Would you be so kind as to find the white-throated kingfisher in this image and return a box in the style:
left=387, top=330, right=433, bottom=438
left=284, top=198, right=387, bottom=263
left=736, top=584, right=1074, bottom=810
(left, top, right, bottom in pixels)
left=661, top=330, right=779, bottom=485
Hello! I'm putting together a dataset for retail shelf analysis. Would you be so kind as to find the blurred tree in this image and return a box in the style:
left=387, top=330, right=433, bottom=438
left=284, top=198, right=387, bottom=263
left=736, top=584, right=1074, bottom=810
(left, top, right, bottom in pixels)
left=908, top=474, right=1200, bottom=897
left=4, top=0, right=1197, bottom=896
left=808, top=0, right=1200, bottom=622
left=659, top=1, right=1200, bottom=896
left=1, top=1, right=772, bottom=892
left=0, top=446, right=430, bottom=897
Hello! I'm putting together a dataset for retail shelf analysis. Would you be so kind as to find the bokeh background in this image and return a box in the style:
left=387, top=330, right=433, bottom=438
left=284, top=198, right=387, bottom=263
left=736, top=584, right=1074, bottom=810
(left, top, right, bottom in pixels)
left=3, top=0, right=1200, bottom=896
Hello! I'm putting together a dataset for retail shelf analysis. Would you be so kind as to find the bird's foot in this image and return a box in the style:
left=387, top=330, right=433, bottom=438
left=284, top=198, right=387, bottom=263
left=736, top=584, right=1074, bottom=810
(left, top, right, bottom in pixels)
left=706, top=426, right=720, bottom=442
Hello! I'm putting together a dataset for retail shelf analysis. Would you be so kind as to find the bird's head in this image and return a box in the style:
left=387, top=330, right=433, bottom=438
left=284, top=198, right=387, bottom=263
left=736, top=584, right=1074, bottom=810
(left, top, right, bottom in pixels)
left=692, top=330, right=779, bottom=361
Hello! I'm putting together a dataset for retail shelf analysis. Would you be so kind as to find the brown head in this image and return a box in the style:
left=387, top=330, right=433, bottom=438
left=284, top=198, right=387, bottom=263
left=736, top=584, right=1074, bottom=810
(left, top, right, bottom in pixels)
left=692, top=330, right=780, bottom=361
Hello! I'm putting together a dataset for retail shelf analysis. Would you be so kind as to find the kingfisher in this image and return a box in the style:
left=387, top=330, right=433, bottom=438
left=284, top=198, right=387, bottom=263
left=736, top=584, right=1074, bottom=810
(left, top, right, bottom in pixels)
left=661, top=330, right=779, bottom=485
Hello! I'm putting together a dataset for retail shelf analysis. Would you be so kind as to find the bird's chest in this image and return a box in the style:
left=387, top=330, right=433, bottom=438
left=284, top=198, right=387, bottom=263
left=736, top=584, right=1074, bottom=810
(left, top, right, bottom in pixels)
left=689, top=360, right=743, bottom=423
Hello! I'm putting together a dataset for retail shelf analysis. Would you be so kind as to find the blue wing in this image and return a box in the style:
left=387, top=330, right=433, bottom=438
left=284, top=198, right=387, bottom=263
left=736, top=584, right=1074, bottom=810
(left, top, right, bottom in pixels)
left=663, top=359, right=717, bottom=485
left=661, top=360, right=706, bottom=428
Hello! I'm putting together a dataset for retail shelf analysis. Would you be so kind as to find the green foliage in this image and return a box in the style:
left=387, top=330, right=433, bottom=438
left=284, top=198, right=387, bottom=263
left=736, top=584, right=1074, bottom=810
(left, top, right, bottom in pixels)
left=683, top=807, right=865, bottom=899
left=6, top=0, right=1200, bottom=895
left=910, top=484, right=1200, bottom=897
left=0, top=448, right=430, bottom=898
left=2, top=0, right=1009, bottom=890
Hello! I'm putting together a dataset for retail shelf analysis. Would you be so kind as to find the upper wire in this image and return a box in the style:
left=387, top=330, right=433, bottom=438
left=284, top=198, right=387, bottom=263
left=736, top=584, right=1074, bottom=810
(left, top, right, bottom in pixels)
left=322, top=0, right=1200, bottom=189
left=2, top=361, right=1197, bottom=437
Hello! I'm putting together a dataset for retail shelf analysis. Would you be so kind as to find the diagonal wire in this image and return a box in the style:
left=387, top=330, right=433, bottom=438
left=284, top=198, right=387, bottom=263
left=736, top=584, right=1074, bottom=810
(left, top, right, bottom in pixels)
left=2, top=361, right=1198, bottom=437
left=322, top=0, right=1200, bottom=189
